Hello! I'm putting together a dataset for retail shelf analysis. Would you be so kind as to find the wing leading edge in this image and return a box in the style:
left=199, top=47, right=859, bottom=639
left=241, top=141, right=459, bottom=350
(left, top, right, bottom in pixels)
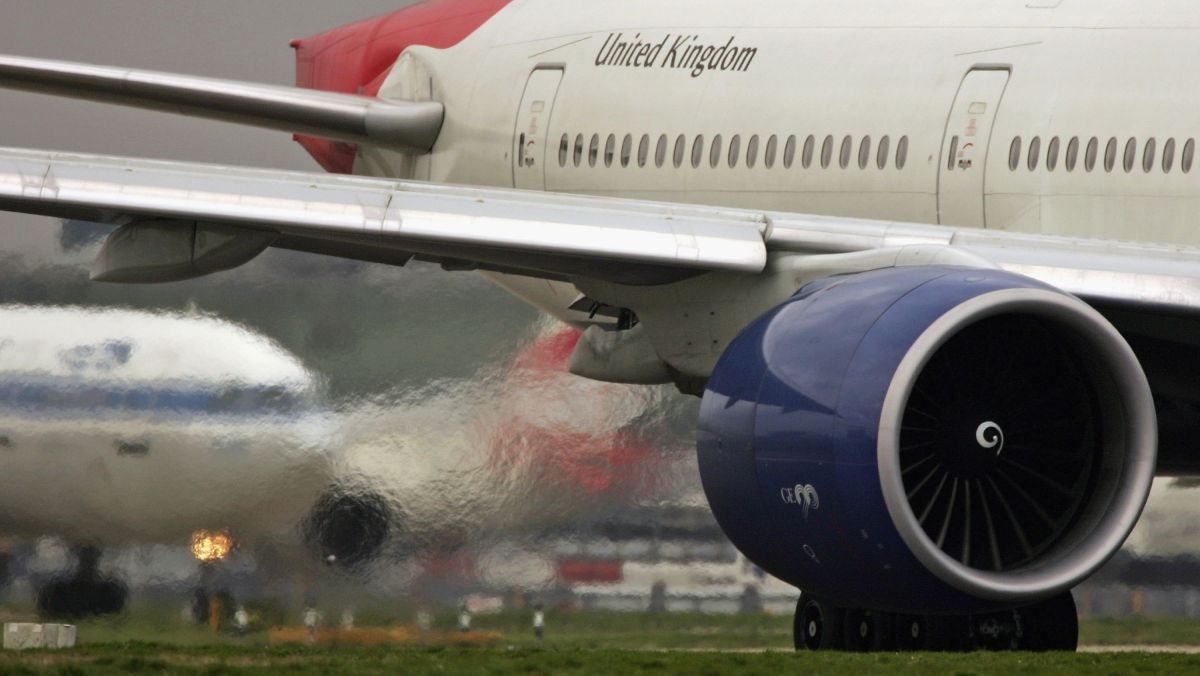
left=2, top=145, right=1200, bottom=313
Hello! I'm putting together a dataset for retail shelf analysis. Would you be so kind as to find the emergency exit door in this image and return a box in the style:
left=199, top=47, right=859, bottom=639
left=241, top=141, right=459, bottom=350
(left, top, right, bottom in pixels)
left=938, top=68, right=1011, bottom=228
left=513, top=67, right=564, bottom=190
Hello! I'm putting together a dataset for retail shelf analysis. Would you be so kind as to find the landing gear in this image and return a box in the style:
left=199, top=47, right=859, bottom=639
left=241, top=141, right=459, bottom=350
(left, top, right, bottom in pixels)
left=793, top=591, right=1078, bottom=652
left=37, top=547, right=127, bottom=619
left=794, top=593, right=844, bottom=651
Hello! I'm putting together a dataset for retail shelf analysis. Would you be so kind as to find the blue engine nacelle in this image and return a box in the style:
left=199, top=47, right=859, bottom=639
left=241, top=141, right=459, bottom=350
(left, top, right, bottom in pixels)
left=698, top=267, right=1157, bottom=613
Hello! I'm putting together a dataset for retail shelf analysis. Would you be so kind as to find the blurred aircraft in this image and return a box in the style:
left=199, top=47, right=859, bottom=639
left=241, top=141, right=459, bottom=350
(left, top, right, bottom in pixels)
left=0, top=304, right=334, bottom=616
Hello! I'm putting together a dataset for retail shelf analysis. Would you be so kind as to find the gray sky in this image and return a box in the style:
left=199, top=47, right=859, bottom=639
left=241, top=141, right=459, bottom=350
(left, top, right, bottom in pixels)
left=0, top=0, right=418, bottom=257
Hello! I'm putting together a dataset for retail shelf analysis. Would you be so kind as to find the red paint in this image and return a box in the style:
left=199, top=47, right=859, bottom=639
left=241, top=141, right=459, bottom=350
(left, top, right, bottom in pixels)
left=558, top=559, right=623, bottom=584
left=511, top=328, right=582, bottom=373
left=291, top=0, right=513, bottom=173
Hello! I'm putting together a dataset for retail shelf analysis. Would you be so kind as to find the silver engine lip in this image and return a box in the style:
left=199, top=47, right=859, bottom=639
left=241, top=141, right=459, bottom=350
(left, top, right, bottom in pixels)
left=877, top=288, right=1157, bottom=602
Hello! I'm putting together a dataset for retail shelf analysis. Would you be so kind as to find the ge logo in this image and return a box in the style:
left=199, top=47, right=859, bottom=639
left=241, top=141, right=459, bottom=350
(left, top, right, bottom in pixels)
left=781, top=483, right=820, bottom=520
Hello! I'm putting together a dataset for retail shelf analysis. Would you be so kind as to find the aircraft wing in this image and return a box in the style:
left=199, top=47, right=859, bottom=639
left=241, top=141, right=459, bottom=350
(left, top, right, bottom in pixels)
left=1, top=145, right=1200, bottom=312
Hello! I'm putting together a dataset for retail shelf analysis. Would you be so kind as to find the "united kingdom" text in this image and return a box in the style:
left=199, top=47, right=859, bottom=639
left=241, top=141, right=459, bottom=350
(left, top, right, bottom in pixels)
left=593, top=33, right=758, bottom=78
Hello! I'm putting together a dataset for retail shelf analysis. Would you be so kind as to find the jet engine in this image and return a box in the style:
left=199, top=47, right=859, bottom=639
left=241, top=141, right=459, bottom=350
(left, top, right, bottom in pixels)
left=698, top=266, right=1156, bottom=613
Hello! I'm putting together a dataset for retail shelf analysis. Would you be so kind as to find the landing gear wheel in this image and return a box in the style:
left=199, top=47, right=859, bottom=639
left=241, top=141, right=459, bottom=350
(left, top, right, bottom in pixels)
left=843, top=608, right=884, bottom=652
left=794, top=593, right=845, bottom=651
left=1010, top=592, right=1079, bottom=652
left=893, top=614, right=928, bottom=651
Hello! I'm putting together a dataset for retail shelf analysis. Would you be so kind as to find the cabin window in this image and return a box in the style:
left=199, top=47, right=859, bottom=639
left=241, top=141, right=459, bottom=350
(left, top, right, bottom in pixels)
left=692, top=135, right=705, bottom=168
left=1085, top=137, right=1099, bottom=172
left=1184, top=139, right=1196, bottom=173
left=747, top=135, right=760, bottom=168
left=638, top=134, right=650, bottom=167
left=1027, top=137, right=1041, bottom=171
left=1008, top=137, right=1021, bottom=171
left=765, top=135, right=779, bottom=168
left=559, top=134, right=570, bottom=167
left=620, top=134, right=633, bottom=167
left=837, top=135, right=851, bottom=169
left=1163, top=138, right=1176, bottom=174
left=605, top=134, right=616, bottom=167
left=1065, top=137, right=1079, bottom=172
left=1143, top=138, right=1157, bottom=173
left=1046, top=137, right=1060, bottom=172
left=820, top=135, right=834, bottom=169
left=783, top=135, right=797, bottom=169
left=710, top=134, right=724, bottom=168
left=878, top=136, right=891, bottom=169
left=573, top=134, right=585, bottom=167
left=896, top=136, right=909, bottom=169
left=655, top=134, right=668, bottom=168
left=1123, top=138, right=1137, bottom=173
left=802, top=135, right=816, bottom=168
left=673, top=134, right=686, bottom=168
left=858, top=136, right=871, bottom=170
left=728, top=134, right=742, bottom=168
left=588, top=134, right=600, bottom=167
left=1104, top=137, right=1118, bottom=173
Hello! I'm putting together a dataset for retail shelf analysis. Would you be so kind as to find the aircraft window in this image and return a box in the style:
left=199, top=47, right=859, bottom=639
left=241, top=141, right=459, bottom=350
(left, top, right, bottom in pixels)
left=621, top=134, right=633, bottom=167
left=1046, top=137, right=1060, bottom=172
left=655, top=134, right=668, bottom=168
left=1065, top=137, right=1079, bottom=172
left=1185, top=139, right=1196, bottom=173
left=1163, top=138, right=1176, bottom=173
left=638, top=134, right=650, bottom=167
left=691, top=135, right=705, bottom=168
left=710, top=134, right=724, bottom=168
left=802, top=135, right=815, bottom=168
left=1085, top=137, right=1099, bottom=172
left=1143, top=138, right=1157, bottom=173
left=839, top=135, right=852, bottom=169
left=605, top=134, right=616, bottom=167
left=673, top=134, right=686, bottom=168
left=1122, top=138, right=1137, bottom=173
left=947, top=136, right=960, bottom=171
left=784, top=135, right=797, bottom=169
left=858, top=136, right=871, bottom=169
left=1104, top=137, right=1117, bottom=173
left=1027, top=136, right=1041, bottom=171
left=518, top=133, right=526, bottom=167
left=573, top=134, right=585, bottom=167
left=896, top=136, right=909, bottom=169
left=878, top=135, right=891, bottom=169
left=1008, top=137, right=1021, bottom=171
left=765, top=135, right=778, bottom=168
left=747, top=135, right=760, bottom=168
left=820, top=135, right=834, bottom=169
left=728, top=134, right=742, bottom=168
left=588, top=134, right=600, bottom=167
left=559, top=134, right=569, bottom=167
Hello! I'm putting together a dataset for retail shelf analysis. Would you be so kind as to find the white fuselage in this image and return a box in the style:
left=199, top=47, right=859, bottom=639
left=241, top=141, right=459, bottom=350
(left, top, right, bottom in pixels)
left=361, top=0, right=1200, bottom=325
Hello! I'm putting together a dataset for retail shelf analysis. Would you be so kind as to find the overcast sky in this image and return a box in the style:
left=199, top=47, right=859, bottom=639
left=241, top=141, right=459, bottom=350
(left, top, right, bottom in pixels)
left=0, top=1, right=419, bottom=257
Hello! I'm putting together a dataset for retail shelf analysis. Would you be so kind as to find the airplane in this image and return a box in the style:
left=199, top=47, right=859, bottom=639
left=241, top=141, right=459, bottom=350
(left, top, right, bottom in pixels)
left=0, top=303, right=342, bottom=616
left=2, top=0, right=1199, bottom=651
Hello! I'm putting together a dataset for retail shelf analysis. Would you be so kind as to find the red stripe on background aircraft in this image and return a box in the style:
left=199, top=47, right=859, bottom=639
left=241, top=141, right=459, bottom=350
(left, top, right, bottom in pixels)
left=4, top=0, right=1200, bottom=651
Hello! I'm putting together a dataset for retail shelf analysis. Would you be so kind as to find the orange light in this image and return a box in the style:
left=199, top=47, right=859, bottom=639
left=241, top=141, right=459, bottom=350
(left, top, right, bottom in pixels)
left=191, top=530, right=233, bottom=562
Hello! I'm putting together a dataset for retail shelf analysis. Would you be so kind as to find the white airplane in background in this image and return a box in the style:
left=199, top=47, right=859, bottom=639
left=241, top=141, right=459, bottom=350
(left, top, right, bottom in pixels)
left=4, top=0, right=1200, bottom=651
left=0, top=304, right=334, bottom=616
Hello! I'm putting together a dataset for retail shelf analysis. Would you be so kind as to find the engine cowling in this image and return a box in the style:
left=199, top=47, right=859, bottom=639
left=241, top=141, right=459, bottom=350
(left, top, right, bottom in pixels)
left=698, top=266, right=1156, bottom=613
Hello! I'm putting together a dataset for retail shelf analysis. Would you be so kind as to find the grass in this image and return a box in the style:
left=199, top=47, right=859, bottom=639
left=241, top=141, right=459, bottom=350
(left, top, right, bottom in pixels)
left=0, top=644, right=1199, bottom=675
left=0, top=610, right=1194, bottom=673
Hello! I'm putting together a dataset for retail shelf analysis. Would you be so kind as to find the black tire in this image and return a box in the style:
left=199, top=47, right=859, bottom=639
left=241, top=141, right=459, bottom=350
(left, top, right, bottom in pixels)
left=1011, top=592, right=1079, bottom=652
left=893, top=613, right=928, bottom=651
left=843, top=608, right=878, bottom=652
left=794, top=593, right=845, bottom=651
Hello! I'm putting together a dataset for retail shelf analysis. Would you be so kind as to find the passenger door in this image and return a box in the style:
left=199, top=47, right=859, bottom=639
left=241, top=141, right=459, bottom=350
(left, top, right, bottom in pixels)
left=513, top=67, right=564, bottom=190
left=938, top=67, right=1011, bottom=228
